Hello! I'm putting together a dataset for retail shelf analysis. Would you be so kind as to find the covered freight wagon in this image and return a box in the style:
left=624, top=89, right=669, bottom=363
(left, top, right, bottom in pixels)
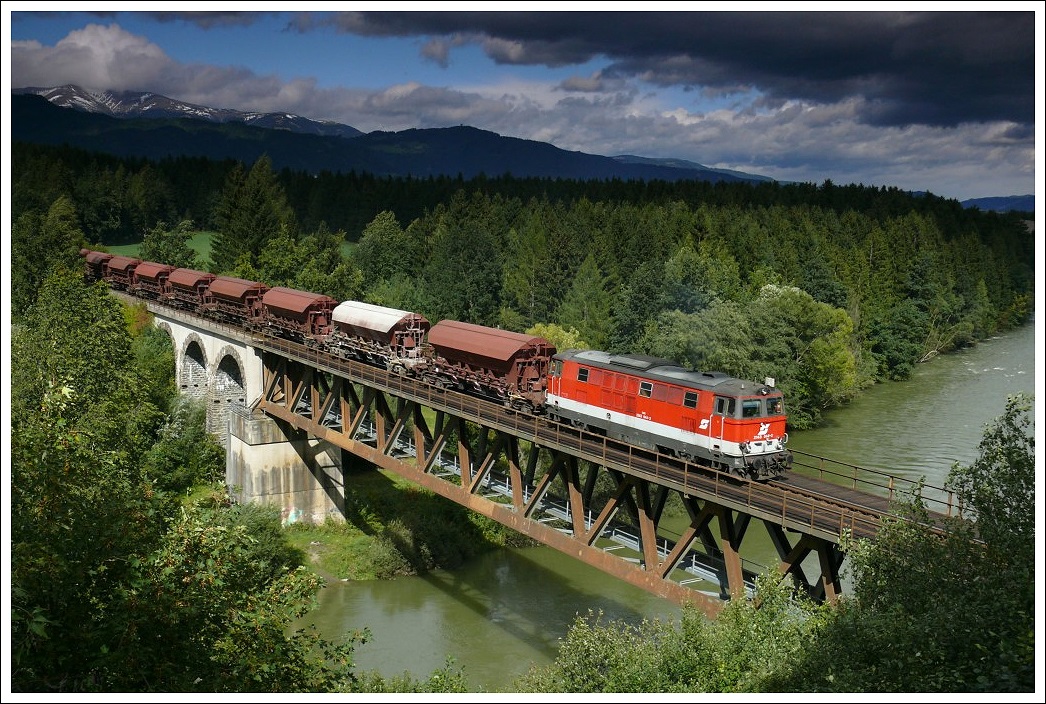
left=426, top=320, right=556, bottom=411
left=165, top=268, right=217, bottom=310
left=329, top=301, right=431, bottom=370
left=81, top=249, right=113, bottom=283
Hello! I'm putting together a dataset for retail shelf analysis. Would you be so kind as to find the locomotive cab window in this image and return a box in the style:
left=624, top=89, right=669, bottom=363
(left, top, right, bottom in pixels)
left=577, top=367, right=589, bottom=383
left=683, top=391, right=698, bottom=408
left=639, top=381, right=653, bottom=398
left=715, top=397, right=736, bottom=417
left=766, top=397, right=782, bottom=415
left=742, top=399, right=762, bottom=418
left=551, top=360, right=563, bottom=378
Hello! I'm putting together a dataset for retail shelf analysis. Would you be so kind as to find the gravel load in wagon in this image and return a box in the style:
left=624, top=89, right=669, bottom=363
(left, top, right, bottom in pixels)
left=427, top=320, right=553, bottom=377
left=132, top=261, right=175, bottom=284
left=331, top=300, right=431, bottom=345
left=207, top=276, right=269, bottom=303
left=262, top=287, right=338, bottom=323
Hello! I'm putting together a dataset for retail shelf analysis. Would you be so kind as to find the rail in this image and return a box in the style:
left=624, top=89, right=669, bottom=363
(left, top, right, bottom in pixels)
left=128, top=292, right=964, bottom=544
left=253, top=334, right=935, bottom=544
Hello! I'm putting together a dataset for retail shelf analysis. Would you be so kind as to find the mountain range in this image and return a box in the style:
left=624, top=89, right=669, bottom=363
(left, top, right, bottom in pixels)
left=11, top=85, right=1033, bottom=212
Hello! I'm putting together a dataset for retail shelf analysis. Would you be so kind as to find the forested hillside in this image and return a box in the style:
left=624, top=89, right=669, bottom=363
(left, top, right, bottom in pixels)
left=11, top=141, right=1034, bottom=428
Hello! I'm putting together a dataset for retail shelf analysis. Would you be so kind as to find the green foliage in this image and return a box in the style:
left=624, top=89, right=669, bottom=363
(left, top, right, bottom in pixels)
left=765, top=394, right=1036, bottom=693
left=11, top=301, right=179, bottom=690
left=11, top=266, right=135, bottom=426
left=10, top=267, right=366, bottom=692
left=555, top=253, right=613, bottom=349
left=11, top=195, right=88, bottom=318
left=131, top=321, right=177, bottom=410
left=142, top=398, right=226, bottom=492
left=99, top=501, right=359, bottom=692
left=500, top=217, right=559, bottom=327
left=527, top=322, right=587, bottom=351
left=349, top=657, right=471, bottom=694
left=945, top=392, right=1035, bottom=555
left=420, top=192, right=506, bottom=325
left=137, top=218, right=202, bottom=269
left=238, top=224, right=365, bottom=301
left=515, top=576, right=829, bottom=693
left=353, top=210, right=417, bottom=284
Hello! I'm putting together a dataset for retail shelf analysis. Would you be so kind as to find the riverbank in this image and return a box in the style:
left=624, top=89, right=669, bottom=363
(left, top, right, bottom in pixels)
left=283, top=465, right=535, bottom=581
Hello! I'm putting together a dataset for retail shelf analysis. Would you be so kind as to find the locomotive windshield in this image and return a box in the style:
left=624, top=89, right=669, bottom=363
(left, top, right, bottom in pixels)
left=742, top=399, right=762, bottom=418
left=723, top=396, right=785, bottom=418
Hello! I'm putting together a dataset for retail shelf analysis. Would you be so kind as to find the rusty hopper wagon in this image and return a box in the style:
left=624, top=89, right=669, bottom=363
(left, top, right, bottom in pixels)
left=103, top=255, right=142, bottom=290
left=81, top=249, right=114, bottom=283
left=202, top=276, right=269, bottom=325
left=329, top=300, right=432, bottom=371
left=165, top=268, right=217, bottom=310
left=260, top=286, right=337, bottom=343
left=425, top=320, right=557, bottom=412
left=130, top=261, right=176, bottom=299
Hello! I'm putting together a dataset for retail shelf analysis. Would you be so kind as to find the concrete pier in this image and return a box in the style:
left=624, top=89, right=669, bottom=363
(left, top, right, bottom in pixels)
left=226, top=407, right=346, bottom=525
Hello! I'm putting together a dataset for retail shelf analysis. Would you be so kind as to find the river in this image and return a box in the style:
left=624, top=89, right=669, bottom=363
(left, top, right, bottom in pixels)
left=298, top=322, right=1037, bottom=692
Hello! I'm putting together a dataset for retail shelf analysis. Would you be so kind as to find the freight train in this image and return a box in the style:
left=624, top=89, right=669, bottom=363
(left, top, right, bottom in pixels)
left=81, top=249, right=793, bottom=480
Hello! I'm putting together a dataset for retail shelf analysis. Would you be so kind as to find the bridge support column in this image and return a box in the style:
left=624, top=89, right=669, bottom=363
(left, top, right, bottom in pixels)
left=225, top=408, right=346, bottom=525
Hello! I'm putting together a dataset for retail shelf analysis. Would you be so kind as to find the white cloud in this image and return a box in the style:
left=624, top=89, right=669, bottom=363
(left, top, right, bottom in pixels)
left=12, top=24, right=173, bottom=92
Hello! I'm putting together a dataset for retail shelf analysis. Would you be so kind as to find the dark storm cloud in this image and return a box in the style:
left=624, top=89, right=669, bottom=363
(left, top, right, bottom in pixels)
left=294, top=10, right=1034, bottom=129
left=140, top=12, right=261, bottom=29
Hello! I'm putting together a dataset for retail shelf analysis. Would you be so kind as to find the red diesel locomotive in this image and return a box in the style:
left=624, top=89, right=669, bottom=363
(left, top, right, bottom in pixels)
left=80, top=249, right=792, bottom=480
left=547, top=350, right=791, bottom=480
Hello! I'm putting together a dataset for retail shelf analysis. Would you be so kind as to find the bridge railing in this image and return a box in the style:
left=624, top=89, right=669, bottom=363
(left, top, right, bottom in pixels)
left=789, top=450, right=965, bottom=519
left=132, top=293, right=961, bottom=541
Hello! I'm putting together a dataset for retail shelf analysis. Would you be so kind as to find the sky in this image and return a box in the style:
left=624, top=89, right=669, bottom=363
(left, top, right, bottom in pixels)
left=3, top=4, right=1042, bottom=203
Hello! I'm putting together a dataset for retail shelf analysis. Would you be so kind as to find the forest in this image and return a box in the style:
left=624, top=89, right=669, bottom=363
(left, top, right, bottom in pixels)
left=8, top=140, right=1037, bottom=693
left=11, top=141, right=1035, bottom=428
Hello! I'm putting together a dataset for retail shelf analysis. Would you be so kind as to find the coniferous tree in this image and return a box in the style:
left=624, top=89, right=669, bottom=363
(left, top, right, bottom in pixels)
left=555, top=253, right=613, bottom=350
left=12, top=196, right=87, bottom=319
left=210, top=156, right=296, bottom=273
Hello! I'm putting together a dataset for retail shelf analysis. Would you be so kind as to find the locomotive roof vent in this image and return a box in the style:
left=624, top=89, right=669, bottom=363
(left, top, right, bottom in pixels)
left=609, top=353, right=676, bottom=370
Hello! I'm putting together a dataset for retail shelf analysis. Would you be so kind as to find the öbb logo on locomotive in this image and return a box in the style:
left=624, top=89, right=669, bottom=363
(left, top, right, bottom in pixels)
left=82, top=249, right=793, bottom=481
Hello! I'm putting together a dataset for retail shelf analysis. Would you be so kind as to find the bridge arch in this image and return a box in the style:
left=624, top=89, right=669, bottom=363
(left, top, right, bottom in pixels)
left=210, top=345, right=247, bottom=443
left=180, top=332, right=209, bottom=403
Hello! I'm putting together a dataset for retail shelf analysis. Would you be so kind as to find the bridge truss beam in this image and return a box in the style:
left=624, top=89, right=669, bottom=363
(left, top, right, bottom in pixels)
left=256, top=351, right=846, bottom=615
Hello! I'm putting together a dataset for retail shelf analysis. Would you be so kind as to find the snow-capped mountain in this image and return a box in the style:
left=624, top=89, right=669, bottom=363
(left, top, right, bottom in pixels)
left=12, top=84, right=364, bottom=139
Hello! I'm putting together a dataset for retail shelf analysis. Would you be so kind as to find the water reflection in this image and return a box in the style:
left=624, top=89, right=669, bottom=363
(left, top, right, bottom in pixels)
left=302, top=545, right=681, bottom=691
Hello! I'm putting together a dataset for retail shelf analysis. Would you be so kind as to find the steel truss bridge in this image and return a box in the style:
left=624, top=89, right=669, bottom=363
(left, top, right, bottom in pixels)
left=252, top=335, right=962, bottom=618
left=123, top=293, right=964, bottom=618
